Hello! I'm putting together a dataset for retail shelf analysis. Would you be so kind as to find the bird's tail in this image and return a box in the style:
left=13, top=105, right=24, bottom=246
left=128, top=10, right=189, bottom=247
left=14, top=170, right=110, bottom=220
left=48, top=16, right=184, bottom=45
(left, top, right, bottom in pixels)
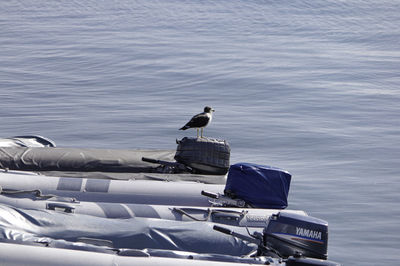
left=179, top=126, right=189, bottom=130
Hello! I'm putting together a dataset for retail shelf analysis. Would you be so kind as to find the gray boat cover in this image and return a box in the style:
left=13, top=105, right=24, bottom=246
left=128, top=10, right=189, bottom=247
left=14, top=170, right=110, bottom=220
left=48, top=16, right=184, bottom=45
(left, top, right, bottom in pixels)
left=0, top=203, right=257, bottom=256
left=0, top=147, right=175, bottom=172
left=0, top=145, right=226, bottom=183
left=0, top=136, right=231, bottom=177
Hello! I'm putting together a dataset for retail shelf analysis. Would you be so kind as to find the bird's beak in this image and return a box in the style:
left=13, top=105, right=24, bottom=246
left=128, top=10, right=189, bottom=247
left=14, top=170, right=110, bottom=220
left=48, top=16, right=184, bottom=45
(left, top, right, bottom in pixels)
left=212, top=109, right=215, bottom=112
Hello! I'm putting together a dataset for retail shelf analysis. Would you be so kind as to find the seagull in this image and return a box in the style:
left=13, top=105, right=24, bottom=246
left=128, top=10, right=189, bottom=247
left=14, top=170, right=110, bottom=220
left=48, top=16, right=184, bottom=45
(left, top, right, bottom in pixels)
left=179, top=106, right=215, bottom=138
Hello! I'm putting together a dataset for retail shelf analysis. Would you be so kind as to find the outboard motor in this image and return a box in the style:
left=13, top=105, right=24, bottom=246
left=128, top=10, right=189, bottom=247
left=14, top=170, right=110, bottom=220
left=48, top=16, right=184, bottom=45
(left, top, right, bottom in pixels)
left=264, top=212, right=328, bottom=260
left=213, top=212, right=339, bottom=265
left=224, top=163, right=291, bottom=209
left=174, top=137, right=230, bottom=175
left=201, top=163, right=291, bottom=208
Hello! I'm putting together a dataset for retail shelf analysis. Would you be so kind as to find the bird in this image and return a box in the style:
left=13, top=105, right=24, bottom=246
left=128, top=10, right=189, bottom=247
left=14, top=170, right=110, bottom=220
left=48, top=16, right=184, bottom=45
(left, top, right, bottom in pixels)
left=179, top=106, right=215, bottom=138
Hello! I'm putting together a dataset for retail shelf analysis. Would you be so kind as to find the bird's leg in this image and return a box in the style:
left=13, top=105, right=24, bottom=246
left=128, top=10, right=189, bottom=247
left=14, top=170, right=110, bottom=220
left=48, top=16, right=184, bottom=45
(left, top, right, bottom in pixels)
left=197, top=128, right=199, bottom=138
left=201, top=128, right=203, bottom=138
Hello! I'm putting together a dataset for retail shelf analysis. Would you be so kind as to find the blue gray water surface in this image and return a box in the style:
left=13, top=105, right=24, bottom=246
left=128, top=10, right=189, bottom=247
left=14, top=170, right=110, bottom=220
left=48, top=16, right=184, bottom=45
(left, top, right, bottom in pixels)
left=1, top=1, right=400, bottom=264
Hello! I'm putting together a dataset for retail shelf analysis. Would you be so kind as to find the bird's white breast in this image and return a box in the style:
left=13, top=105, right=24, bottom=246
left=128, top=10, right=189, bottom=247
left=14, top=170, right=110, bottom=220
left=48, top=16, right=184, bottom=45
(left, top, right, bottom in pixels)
left=206, top=112, right=212, bottom=123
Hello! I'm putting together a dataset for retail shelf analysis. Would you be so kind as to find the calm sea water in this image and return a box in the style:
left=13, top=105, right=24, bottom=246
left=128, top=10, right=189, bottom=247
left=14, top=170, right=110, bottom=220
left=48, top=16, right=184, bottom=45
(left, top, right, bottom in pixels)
left=1, top=0, right=399, bottom=264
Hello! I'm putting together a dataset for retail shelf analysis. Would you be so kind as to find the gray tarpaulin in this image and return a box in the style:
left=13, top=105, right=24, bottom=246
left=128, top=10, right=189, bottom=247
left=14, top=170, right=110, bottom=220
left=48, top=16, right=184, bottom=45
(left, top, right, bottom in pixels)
left=0, top=203, right=257, bottom=256
left=0, top=147, right=226, bottom=183
left=0, top=147, right=175, bottom=172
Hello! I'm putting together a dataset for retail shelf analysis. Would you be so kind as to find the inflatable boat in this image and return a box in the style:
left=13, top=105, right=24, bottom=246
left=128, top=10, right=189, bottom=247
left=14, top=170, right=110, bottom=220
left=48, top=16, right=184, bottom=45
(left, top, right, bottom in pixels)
left=0, top=135, right=340, bottom=265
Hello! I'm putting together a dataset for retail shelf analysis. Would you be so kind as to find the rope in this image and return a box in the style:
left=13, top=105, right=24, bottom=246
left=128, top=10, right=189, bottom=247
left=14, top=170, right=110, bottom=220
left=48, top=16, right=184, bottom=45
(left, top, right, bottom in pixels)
left=172, top=207, right=212, bottom=221
left=0, top=186, right=77, bottom=202
left=0, top=187, right=54, bottom=199
left=172, top=207, right=247, bottom=222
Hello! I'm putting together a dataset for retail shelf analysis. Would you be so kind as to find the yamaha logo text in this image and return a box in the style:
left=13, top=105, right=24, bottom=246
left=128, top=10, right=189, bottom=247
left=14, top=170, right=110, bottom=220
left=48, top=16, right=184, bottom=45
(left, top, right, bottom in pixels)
left=296, top=227, right=322, bottom=240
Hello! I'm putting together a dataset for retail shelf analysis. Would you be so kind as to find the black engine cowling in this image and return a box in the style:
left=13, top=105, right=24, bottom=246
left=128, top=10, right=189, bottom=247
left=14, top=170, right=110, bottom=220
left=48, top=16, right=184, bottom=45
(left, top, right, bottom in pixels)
left=174, top=137, right=230, bottom=175
left=264, top=212, right=328, bottom=260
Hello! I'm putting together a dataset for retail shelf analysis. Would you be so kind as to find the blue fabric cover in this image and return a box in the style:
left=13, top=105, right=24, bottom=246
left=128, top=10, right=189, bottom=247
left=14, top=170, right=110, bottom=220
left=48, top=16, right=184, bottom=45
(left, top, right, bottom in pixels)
left=224, top=163, right=291, bottom=209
